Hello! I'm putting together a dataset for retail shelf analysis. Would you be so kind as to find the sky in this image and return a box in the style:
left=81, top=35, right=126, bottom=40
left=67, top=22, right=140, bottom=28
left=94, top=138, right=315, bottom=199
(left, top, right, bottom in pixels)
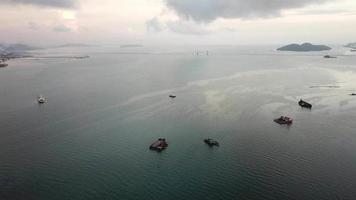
left=0, top=0, right=355, bottom=46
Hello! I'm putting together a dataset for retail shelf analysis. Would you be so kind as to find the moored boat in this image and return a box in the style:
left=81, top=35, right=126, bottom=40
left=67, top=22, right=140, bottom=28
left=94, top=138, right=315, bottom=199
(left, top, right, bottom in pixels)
left=149, top=138, right=168, bottom=151
left=274, top=116, right=293, bottom=125
left=204, top=138, right=219, bottom=147
left=298, top=99, right=312, bottom=108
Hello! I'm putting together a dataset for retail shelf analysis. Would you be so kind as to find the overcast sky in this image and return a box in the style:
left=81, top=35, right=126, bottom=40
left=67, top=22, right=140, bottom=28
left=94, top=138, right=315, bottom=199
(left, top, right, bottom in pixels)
left=0, top=0, right=355, bottom=45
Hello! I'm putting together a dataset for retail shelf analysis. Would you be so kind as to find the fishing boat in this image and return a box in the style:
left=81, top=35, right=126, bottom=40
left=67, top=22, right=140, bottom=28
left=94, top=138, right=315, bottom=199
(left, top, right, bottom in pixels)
left=324, top=55, right=336, bottom=58
left=37, top=95, right=46, bottom=104
left=149, top=138, right=168, bottom=152
left=204, top=138, right=219, bottom=147
left=274, top=116, right=293, bottom=125
left=169, top=95, right=176, bottom=98
left=298, top=99, right=312, bottom=109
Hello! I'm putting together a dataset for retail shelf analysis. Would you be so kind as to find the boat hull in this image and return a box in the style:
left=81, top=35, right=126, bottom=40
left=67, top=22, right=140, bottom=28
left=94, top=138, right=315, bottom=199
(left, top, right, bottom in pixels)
left=149, top=139, right=168, bottom=151
left=299, top=100, right=312, bottom=109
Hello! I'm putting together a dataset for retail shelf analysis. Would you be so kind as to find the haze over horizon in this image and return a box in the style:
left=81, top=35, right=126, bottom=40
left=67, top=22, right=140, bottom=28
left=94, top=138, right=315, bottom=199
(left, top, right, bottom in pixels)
left=0, top=0, right=356, bottom=46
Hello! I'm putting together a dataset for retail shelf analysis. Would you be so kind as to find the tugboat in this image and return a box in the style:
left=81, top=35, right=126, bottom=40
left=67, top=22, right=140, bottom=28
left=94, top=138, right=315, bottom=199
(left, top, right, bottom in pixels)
left=274, top=116, right=293, bottom=125
left=204, top=138, right=219, bottom=147
left=298, top=99, right=312, bottom=109
left=37, top=95, right=46, bottom=104
left=169, top=95, right=176, bottom=99
left=149, top=138, right=168, bottom=152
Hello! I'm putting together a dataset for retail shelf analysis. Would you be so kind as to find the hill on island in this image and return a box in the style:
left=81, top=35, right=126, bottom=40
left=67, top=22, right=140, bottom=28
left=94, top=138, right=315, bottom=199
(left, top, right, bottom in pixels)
left=277, top=43, right=331, bottom=52
left=0, top=43, right=40, bottom=53
left=345, top=43, right=356, bottom=49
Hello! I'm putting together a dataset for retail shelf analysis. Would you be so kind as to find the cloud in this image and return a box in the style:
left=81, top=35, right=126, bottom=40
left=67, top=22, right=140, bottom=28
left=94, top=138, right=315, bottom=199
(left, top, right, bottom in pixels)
left=146, top=17, right=163, bottom=32
left=53, top=25, right=72, bottom=32
left=0, top=0, right=78, bottom=8
left=28, top=22, right=40, bottom=30
left=166, top=20, right=210, bottom=35
left=164, top=0, right=333, bottom=22
left=146, top=17, right=210, bottom=35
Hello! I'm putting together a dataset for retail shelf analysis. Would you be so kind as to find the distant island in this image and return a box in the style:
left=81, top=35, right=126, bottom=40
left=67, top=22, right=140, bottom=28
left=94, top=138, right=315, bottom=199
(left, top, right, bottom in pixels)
left=120, top=44, right=144, bottom=48
left=0, top=43, right=40, bottom=53
left=53, top=43, right=98, bottom=48
left=345, top=42, right=356, bottom=49
left=0, top=43, right=36, bottom=61
left=277, top=43, right=332, bottom=52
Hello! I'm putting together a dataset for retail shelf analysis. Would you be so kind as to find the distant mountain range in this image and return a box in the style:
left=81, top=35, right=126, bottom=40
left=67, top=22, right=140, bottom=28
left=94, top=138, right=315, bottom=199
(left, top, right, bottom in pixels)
left=52, top=43, right=98, bottom=48
left=277, top=43, right=331, bottom=52
left=0, top=43, right=40, bottom=54
left=0, top=43, right=99, bottom=56
left=120, top=44, right=144, bottom=48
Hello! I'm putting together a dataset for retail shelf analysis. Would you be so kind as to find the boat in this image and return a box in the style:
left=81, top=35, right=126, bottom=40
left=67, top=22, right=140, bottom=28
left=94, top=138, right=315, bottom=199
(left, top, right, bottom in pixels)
left=298, top=99, right=312, bottom=109
left=351, top=49, right=356, bottom=52
left=169, top=95, right=176, bottom=98
left=37, top=95, right=46, bottom=104
left=274, top=116, right=293, bottom=125
left=149, top=138, right=168, bottom=151
left=0, top=63, right=8, bottom=68
left=204, top=138, right=219, bottom=147
left=350, top=93, right=356, bottom=96
left=324, top=55, right=336, bottom=58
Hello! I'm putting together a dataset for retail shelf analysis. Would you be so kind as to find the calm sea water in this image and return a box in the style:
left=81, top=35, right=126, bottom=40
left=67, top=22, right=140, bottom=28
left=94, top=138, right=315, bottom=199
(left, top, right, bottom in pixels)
left=1, top=45, right=356, bottom=200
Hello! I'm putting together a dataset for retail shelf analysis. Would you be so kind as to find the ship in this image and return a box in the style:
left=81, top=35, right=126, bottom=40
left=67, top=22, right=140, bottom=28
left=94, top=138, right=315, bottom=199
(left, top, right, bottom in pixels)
left=149, top=138, right=168, bottom=151
left=298, top=99, right=312, bottom=109
left=169, top=95, right=176, bottom=98
left=204, top=138, right=219, bottom=147
left=274, top=116, right=293, bottom=125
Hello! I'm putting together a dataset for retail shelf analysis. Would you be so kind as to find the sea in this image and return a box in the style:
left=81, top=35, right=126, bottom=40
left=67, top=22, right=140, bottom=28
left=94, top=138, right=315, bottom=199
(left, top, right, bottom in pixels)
left=1, top=45, right=356, bottom=200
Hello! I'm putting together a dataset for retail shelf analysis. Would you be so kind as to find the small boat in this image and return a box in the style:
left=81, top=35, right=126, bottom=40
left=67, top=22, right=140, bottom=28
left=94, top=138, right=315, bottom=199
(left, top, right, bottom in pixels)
left=298, top=99, right=312, bottom=109
left=324, top=55, right=336, bottom=58
left=204, top=138, right=219, bottom=147
left=0, top=63, right=8, bottom=68
left=37, top=95, right=46, bottom=104
left=274, top=116, right=293, bottom=125
left=350, top=93, right=356, bottom=96
left=149, top=138, right=168, bottom=151
left=169, top=95, right=176, bottom=98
